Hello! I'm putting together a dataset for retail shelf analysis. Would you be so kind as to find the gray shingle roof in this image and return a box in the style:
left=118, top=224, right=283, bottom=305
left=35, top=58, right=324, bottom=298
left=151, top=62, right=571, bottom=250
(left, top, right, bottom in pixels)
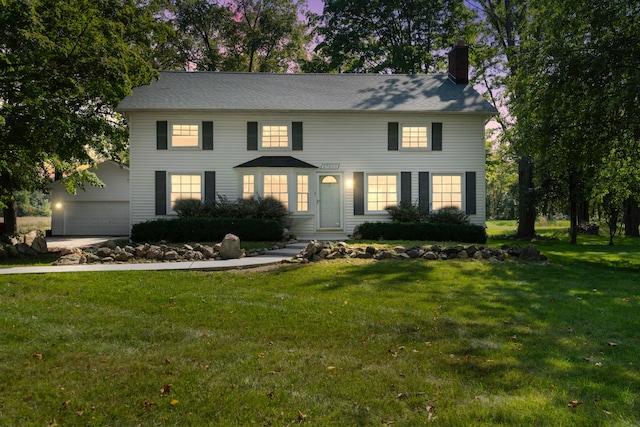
left=117, top=71, right=497, bottom=114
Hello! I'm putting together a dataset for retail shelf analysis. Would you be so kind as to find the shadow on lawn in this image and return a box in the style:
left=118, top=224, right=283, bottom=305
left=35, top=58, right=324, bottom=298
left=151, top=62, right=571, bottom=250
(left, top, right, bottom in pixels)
left=287, top=256, right=640, bottom=419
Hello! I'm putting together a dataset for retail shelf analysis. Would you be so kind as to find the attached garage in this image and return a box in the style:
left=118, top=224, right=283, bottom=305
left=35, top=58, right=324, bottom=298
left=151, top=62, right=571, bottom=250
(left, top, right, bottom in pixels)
left=50, top=162, right=130, bottom=236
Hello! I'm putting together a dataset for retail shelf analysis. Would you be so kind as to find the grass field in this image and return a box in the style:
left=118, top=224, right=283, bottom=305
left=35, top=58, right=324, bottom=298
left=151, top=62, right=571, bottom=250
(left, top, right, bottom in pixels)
left=0, top=220, right=639, bottom=425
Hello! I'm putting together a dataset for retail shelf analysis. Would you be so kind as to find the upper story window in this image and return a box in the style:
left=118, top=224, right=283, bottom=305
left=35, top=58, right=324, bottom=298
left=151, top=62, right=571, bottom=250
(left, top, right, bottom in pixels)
left=171, top=124, right=199, bottom=148
left=367, top=174, right=397, bottom=212
left=261, top=125, right=289, bottom=148
left=432, top=174, right=462, bottom=210
left=401, top=125, right=428, bottom=148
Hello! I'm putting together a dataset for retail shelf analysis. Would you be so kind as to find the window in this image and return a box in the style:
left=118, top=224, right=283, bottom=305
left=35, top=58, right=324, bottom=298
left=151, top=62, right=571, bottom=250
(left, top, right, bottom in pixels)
left=170, top=174, right=202, bottom=209
left=242, top=175, right=255, bottom=199
left=261, top=125, right=289, bottom=148
left=367, top=175, right=397, bottom=211
left=171, top=124, right=199, bottom=147
left=297, top=175, right=309, bottom=212
left=432, top=175, right=462, bottom=210
left=401, top=125, right=428, bottom=148
left=264, top=174, right=288, bottom=208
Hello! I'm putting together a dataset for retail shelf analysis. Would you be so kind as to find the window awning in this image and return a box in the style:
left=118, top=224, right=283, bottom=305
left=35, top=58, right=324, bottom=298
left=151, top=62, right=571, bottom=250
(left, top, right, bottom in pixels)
left=234, top=156, right=318, bottom=169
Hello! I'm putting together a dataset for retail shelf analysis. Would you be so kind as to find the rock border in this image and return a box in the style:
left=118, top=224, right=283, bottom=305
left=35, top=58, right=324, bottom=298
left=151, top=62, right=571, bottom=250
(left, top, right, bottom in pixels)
left=291, top=240, right=547, bottom=263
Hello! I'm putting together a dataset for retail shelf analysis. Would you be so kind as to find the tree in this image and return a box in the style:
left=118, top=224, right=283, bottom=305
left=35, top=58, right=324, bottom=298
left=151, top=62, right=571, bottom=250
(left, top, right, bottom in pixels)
left=0, top=0, right=158, bottom=233
left=161, top=0, right=310, bottom=72
left=471, top=0, right=537, bottom=238
left=508, top=0, right=640, bottom=244
left=314, top=0, right=475, bottom=73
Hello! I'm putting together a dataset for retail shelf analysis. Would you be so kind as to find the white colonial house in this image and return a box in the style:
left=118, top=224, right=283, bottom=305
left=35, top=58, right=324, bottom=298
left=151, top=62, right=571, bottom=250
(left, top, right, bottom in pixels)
left=117, top=43, right=497, bottom=240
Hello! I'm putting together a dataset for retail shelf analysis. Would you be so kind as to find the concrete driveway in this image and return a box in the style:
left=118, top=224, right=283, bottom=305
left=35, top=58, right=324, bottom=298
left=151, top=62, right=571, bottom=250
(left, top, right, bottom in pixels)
left=46, top=236, right=130, bottom=251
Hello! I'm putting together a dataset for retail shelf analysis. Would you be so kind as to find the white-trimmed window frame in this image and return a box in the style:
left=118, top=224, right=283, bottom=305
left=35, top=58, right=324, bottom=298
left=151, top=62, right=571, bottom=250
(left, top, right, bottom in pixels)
left=237, top=171, right=313, bottom=214
left=296, top=174, right=310, bottom=212
left=168, top=172, right=203, bottom=213
left=400, top=123, right=430, bottom=150
left=260, top=123, right=291, bottom=149
left=242, top=174, right=256, bottom=199
left=170, top=122, right=201, bottom=149
left=366, top=173, right=399, bottom=213
left=431, top=173, right=463, bottom=211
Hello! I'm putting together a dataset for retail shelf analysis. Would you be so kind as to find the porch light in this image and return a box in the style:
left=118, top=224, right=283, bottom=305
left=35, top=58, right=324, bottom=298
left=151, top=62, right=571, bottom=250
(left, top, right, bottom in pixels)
left=55, top=202, right=63, bottom=209
left=345, top=179, right=353, bottom=188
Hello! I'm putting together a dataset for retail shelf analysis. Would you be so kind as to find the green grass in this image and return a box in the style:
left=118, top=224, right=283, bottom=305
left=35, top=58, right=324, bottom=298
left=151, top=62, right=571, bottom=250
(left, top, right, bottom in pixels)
left=1, top=221, right=639, bottom=425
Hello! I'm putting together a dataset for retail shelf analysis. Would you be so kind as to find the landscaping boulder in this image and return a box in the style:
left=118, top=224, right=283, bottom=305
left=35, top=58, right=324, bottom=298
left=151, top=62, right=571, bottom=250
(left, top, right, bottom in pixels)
left=30, top=236, right=48, bottom=254
left=219, top=233, right=242, bottom=260
left=24, top=231, right=38, bottom=246
left=15, top=243, right=38, bottom=257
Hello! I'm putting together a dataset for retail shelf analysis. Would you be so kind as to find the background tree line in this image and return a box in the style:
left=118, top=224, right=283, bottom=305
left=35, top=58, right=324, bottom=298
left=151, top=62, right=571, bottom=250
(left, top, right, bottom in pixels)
left=2, top=0, right=638, bottom=242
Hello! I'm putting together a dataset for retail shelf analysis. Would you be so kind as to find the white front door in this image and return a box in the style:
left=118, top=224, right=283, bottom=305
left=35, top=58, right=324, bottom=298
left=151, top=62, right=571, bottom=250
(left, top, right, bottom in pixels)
left=318, top=174, right=342, bottom=229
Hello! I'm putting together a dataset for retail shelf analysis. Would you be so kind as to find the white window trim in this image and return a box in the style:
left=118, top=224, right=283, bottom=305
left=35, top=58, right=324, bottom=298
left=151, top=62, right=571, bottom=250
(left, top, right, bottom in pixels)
left=365, top=173, right=399, bottom=213
left=168, top=172, right=203, bottom=214
left=400, top=123, right=431, bottom=150
left=237, top=170, right=314, bottom=214
left=260, top=123, right=291, bottom=150
left=431, top=173, right=464, bottom=212
left=169, top=122, right=201, bottom=149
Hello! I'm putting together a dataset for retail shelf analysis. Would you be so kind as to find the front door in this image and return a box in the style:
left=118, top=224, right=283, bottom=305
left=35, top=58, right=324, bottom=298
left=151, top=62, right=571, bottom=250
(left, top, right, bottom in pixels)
left=318, top=174, right=341, bottom=229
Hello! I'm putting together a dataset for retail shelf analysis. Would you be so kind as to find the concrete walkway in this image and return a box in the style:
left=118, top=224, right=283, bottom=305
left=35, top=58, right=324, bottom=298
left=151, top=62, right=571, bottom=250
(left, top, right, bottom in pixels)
left=0, top=242, right=305, bottom=275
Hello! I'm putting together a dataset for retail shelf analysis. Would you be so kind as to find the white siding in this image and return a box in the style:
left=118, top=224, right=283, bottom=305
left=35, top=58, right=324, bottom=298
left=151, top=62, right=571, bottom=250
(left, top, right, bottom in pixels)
left=129, top=111, right=488, bottom=239
left=50, top=162, right=130, bottom=236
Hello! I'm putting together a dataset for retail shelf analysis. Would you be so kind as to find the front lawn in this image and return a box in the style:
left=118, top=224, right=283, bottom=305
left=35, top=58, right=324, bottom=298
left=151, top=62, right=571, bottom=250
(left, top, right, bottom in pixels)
left=1, top=223, right=639, bottom=425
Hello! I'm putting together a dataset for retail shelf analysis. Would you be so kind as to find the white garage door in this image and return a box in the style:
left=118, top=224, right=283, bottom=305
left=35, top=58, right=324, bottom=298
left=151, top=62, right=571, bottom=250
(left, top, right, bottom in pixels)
left=64, top=201, right=130, bottom=235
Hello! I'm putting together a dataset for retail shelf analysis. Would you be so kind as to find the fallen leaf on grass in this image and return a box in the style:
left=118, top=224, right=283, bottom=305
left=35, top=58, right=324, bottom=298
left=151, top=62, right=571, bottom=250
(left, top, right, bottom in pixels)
left=583, top=355, right=593, bottom=362
left=161, top=384, right=172, bottom=395
left=297, top=410, right=307, bottom=421
left=607, top=342, right=618, bottom=347
left=33, top=353, right=44, bottom=360
left=75, top=410, right=84, bottom=416
left=595, top=362, right=603, bottom=367
left=567, top=400, right=581, bottom=408
left=170, top=399, right=179, bottom=406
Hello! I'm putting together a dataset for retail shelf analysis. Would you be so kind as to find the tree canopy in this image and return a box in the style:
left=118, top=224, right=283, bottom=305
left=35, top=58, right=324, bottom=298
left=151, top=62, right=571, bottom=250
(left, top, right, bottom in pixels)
left=313, top=0, right=475, bottom=73
left=0, top=0, right=159, bottom=231
left=509, top=0, right=640, bottom=243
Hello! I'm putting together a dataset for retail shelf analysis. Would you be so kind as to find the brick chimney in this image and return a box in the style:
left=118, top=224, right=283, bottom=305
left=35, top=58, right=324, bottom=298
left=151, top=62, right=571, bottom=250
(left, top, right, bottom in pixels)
left=448, top=39, right=469, bottom=84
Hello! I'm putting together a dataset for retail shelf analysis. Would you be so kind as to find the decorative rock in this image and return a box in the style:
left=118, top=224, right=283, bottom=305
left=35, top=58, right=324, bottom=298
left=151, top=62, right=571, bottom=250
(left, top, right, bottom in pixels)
left=219, top=233, right=242, bottom=260
left=393, top=246, right=407, bottom=254
left=520, top=245, right=542, bottom=261
left=96, top=247, right=113, bottom=258
left=30, top=236, right=48, bottom=254
left=15, top=243, right=38, bottom=257
left=423, top=251, right=438, bottom=260
left=24, top=231, right=38, bottom=246
left=114, top=252, right=132, bottom=262
left=163, top=250, right=179, bottom=261
left=53, top=253, right=86, bottom=265
left=301, top=240, right=318, bottom=260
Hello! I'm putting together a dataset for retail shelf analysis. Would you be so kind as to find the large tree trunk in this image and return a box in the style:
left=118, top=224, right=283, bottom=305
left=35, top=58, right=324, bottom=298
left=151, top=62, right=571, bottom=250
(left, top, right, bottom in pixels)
left=623, top=197, right=640, bottom=237
left=569, top=197, right=578, bottom=245
left=2, top=200, right=18, bottom=234
left=516, top=156, right=536, bottom=239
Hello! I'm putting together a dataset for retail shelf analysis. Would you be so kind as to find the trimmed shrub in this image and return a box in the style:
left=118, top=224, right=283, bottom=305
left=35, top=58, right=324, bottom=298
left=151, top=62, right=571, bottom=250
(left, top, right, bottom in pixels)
left=131, top=217, right=284, bottom=243
left=173, top=199, right=206, bottom=217
left=358, top=221, right=487, bottom=244
left=385, top=201, right=428, bottom=223
left=427, top=207, right=470, bottom=225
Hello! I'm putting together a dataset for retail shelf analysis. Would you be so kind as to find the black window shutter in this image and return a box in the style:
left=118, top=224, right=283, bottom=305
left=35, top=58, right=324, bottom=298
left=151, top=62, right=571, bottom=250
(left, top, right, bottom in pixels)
left=155, top=171, right=166, bottom=215
left=465, top=171, right=476, bottom=214
left=204, top=171, right=216, bottom=203
left=292, top=122, right=303, bottom=150
left=157, top=121, right=168, bottom=150
left=388, top=122, right=399, bottom=151
left=419, top=172, right=430, bottom=211
left=247, top=122, right=258, bottom=150
left=432, top=122, right=442, bottom=151
left=202, top=121, right=213, bottom=150
left=354, top=172, right=365, bottom=215
left=401, top=172, right=411, bottom=206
